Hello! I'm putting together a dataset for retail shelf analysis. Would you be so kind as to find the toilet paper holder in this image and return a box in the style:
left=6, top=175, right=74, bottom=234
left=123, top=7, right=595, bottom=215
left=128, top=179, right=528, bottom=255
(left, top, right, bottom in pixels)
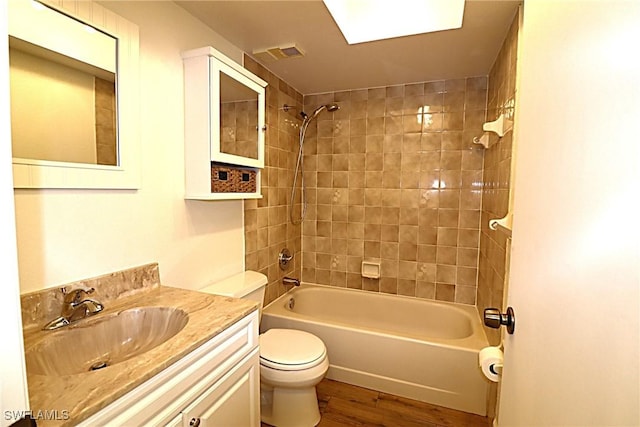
left=489, top=364, right=503, bottom=375
left=478, top=346, right=504, bottom=382
left=484, top=307, right=516, bottom=334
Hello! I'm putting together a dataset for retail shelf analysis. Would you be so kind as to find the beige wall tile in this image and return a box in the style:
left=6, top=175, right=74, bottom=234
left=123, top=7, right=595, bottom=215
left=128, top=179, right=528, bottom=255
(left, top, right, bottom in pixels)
left=435, top=283, right=455, bottom=302
left=477, top=13, right=519, bottom=345
left=244, top=58, right=499, bottom=307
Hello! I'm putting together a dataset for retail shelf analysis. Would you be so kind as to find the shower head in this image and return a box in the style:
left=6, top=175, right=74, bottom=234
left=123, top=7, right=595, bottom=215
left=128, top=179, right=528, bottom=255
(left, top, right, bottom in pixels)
left=299, top=103, right=341, bottom=136
left=310, top=103, right=340, bottom=119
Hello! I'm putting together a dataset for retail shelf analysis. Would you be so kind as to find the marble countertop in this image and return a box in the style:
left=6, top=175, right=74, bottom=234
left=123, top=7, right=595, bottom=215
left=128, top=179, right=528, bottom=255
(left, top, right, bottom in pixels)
left=22, top=285, right=258, bottom=426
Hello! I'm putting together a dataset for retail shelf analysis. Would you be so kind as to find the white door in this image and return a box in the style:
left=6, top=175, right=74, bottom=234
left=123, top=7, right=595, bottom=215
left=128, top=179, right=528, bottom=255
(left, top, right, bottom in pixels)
left=0, top=2, right=30, bottom=426
left=497, top=1, right=640, bottom=426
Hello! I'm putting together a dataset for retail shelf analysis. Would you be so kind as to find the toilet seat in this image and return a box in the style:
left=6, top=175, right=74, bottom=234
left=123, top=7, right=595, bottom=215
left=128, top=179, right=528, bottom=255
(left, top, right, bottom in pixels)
left=260, top=329, right=327, bottom=371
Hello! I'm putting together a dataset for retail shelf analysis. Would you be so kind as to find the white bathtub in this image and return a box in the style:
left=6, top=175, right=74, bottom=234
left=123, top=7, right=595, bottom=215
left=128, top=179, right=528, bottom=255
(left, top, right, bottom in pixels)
left=260, top=283, right=490, bottom=416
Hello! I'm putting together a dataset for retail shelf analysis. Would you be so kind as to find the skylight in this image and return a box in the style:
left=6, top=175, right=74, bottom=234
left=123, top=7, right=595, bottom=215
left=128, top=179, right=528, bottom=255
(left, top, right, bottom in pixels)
left=322, top=0, right=465, bottom=45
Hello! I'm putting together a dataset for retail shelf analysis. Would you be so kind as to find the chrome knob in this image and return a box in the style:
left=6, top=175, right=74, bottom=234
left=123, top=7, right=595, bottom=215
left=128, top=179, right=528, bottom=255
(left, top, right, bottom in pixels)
left=279, top=248, right=293, bottom=270
left=484, top=307, right=516, bottom=334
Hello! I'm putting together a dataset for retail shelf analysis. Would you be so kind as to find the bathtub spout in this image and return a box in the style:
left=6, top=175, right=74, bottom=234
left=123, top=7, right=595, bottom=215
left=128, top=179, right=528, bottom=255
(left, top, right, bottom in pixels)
left=282, top=277, right=300, bottom=287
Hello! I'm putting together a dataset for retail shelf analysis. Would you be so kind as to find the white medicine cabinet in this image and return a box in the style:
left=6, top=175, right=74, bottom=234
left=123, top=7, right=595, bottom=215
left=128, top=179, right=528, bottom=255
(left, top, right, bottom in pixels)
left=182, top=46, right=267, bottom=200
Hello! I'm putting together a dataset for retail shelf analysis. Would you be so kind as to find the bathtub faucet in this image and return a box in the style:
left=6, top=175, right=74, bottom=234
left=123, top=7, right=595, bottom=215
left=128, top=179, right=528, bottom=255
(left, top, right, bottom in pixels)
left=282, top=277, right=300, bottom=287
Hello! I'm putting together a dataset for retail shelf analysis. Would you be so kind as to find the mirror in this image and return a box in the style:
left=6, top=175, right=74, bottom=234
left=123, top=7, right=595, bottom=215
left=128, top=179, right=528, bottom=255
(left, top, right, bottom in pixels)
left=206, top=48, right=266, bottom=169
left=8, top=0, right=140, bottom=189
left=219, top=71, right=259, bottom=160
left=9, top=35, right=117, bottom=166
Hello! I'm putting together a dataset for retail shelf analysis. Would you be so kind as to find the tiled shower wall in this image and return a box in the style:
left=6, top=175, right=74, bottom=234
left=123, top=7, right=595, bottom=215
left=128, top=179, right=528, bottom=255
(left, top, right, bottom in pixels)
left=478, top=13, right=519, bottom=344
left=243, top=22, right=518, bottom=309
left=242, top=55, right=304, bottom=304
left=299, top=80, right=487, bottom=304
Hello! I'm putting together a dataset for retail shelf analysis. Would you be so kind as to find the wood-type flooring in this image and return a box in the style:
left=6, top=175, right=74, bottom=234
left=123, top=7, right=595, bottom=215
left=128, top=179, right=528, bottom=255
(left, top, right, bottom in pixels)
left=262, top=378, right=492, bottom=427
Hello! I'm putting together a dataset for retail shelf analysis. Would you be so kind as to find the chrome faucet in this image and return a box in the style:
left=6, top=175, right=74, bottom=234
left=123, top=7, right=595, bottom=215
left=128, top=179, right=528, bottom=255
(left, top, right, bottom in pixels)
left=42, top=287, right=104, bottom=330
left=282, top=277, right=300, bottom=287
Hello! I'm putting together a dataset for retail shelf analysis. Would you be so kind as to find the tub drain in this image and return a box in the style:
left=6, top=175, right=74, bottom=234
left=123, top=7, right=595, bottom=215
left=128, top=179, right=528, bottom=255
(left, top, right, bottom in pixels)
left=287, top=298, right=295, bottom=310
left=90, top=361, right=108, bottom=371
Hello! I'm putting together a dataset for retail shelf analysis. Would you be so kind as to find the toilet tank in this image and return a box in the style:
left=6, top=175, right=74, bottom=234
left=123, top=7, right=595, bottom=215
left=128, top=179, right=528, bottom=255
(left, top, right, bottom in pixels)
left=199, top=271, right=267, bottom=317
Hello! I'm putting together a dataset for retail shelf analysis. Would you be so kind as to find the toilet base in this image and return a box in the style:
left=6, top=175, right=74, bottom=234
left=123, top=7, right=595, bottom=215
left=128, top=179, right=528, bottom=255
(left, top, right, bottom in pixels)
left=260, top=383, right=321, bottom=427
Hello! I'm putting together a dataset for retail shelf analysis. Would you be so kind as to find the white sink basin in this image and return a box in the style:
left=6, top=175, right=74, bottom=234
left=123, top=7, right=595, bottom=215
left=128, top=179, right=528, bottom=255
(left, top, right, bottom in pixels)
left=26, top=307, right=188, bottom=376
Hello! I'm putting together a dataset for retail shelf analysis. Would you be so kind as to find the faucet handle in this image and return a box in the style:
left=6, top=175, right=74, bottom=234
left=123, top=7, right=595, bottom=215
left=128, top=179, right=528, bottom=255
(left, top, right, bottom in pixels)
left=62, top=286, right=95, bottom=303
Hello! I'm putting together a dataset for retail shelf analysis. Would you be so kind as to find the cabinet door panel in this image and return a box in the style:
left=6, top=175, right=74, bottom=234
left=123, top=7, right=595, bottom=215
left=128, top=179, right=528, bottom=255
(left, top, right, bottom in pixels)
left=182, top=349, right=260, bottom=427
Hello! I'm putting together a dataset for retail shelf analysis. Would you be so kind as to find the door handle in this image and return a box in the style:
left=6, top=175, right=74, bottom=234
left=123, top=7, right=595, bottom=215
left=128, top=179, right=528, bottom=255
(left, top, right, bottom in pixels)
left=484, top=307, right=515, bottom=334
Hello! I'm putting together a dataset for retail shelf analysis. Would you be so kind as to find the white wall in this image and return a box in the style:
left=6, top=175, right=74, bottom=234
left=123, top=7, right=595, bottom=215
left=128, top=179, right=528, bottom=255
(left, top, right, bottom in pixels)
left=0, top=2, right=30, bottom=424
left=499, top=1, right=640, bottom=425
left=13, top=1, right=249, bottom=293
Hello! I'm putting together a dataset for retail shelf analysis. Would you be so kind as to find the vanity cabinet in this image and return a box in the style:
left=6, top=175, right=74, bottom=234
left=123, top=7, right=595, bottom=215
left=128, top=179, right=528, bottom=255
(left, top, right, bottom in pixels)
left=77, top=311, right=260, bottom=426
left=182, top=46, right=267, bottom=200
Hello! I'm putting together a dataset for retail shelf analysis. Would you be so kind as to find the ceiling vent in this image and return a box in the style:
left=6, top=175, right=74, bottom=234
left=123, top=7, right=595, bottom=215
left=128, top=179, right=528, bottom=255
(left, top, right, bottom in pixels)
left=253, top=44, right=305, bottom=61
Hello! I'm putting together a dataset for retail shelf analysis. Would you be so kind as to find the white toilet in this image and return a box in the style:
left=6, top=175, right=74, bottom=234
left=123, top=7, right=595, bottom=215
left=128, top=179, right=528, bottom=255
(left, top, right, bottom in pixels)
left=199, top=271, right=329, bottom=427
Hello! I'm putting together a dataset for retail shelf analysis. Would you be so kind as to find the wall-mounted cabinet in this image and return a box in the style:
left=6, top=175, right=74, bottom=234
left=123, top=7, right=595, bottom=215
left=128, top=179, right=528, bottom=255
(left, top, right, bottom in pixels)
left=182, top=46, right=267, bottom=200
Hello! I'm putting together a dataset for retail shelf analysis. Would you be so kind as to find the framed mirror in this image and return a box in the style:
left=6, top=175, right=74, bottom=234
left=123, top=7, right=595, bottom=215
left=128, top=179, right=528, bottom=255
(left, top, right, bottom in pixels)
left=210, top=50, right=266, bottom=169
left=8, top=0, right=140, bottom=189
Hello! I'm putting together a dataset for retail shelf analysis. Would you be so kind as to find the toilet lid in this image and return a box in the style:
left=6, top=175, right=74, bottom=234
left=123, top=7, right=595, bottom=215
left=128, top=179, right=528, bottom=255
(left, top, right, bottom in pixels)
left=260, top=329, right=326, bottom=371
